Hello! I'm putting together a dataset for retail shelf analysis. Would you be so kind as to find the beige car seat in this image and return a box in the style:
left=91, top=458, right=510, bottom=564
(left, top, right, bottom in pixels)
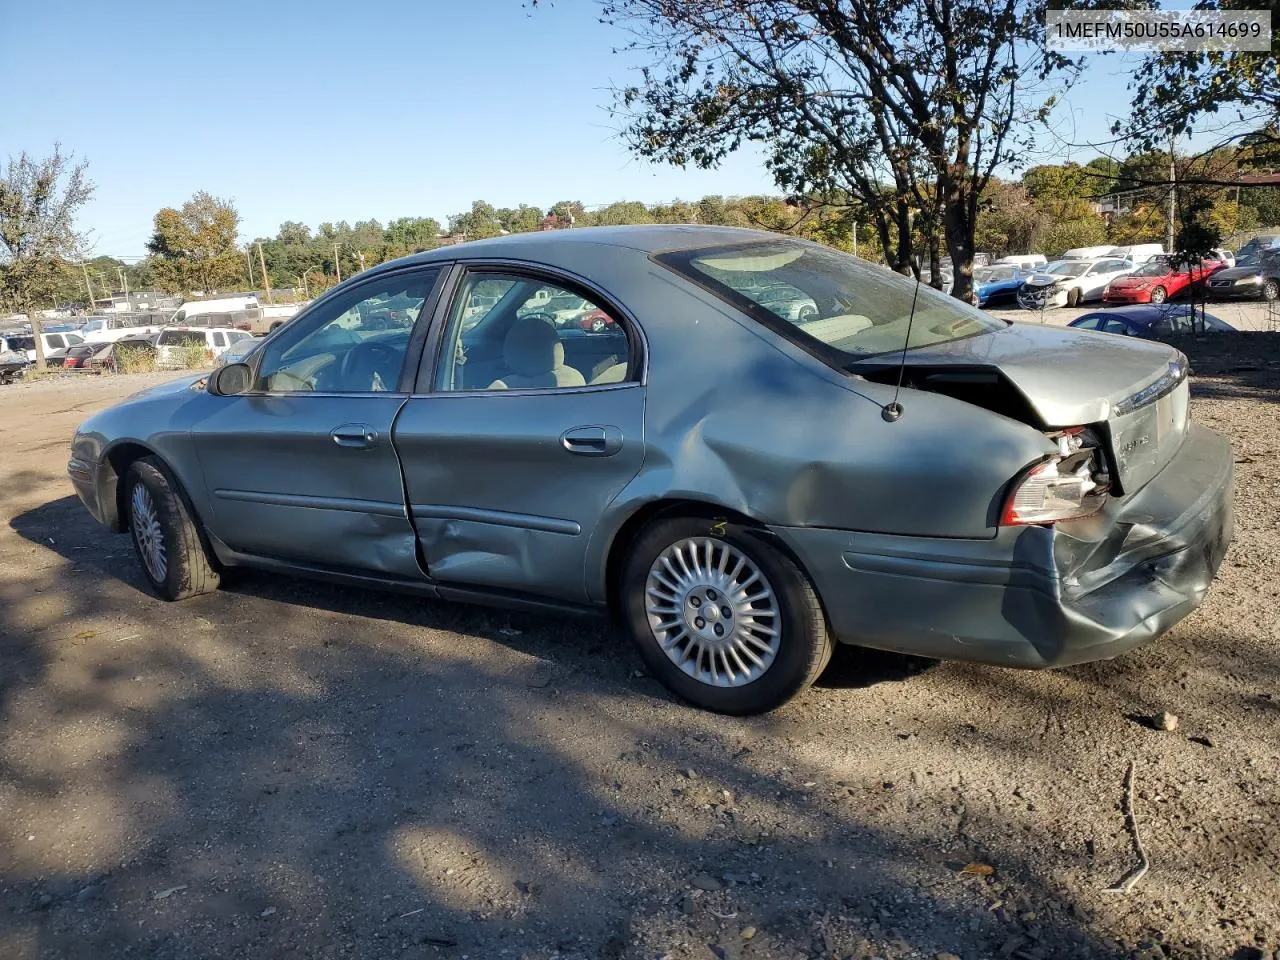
left=488, top=316, right=586, bottom=389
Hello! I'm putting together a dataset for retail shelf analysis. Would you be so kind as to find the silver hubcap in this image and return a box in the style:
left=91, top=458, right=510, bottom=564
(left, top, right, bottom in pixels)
left=131, top=483, right=167, bottom=583
left=645, top=537, right=780, bottom=687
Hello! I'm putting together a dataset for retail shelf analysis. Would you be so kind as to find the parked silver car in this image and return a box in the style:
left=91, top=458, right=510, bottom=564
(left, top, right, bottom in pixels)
left=68, top=226, right=1233, bottom=714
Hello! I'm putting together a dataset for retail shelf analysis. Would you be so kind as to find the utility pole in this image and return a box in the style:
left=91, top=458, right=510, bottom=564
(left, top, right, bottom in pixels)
left=118, top=267, right=130, bottom=302
left=256, top=241, right=273, bottom=304
left=333, top=243, right=342, bottom=283
left=299, top=273, right=309, bottom=298
left=80, top=261, right=95, bottom=304
left=245, top=247, right=254, bottom=286
left=1167, top=128, right=1176, bottom=254
left=357, top=251, right=366, bottom=273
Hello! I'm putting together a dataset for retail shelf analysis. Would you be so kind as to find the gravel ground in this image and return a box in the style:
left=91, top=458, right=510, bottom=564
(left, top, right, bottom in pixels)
left=0, top=340, right=1277, bottom=960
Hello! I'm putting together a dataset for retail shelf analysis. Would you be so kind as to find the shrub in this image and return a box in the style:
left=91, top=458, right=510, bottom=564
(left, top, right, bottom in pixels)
left=177, top=340, right=212, bottom=369
left=114, top=345, right=157, bottom=374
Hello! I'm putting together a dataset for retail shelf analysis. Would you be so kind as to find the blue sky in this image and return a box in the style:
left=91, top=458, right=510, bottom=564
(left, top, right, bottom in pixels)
left=5, top=0, right=1161, bottom=258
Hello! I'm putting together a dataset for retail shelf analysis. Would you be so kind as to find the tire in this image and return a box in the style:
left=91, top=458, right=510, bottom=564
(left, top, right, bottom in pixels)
left=1263, top=279, right=1279, bottom=302
left=620, top=514, right=832, bottom=714
left=1066, top=287, right=1081, bottom=307
left=125, top=457, right=220, bottom=601
left=1149, top=286, right=1167, bottom=304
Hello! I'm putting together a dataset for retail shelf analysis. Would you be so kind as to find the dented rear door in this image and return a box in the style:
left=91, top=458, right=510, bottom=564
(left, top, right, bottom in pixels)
left=393, top=385, right=645, bottom=602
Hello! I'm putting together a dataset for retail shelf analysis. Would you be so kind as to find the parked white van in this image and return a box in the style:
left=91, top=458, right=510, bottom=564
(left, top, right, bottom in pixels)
left=0, top=331, right=85, bottom=361
left=168, top=295, right=259, bottom=325
left=1108, top=243, right=1166, bottom=264
left=80, top=314, right=166, bottom=344
left=995, top=254, right=1048, bottom=270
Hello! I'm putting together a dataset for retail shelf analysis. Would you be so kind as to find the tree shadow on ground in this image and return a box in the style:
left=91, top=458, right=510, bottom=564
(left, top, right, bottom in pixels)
left=2, top=497, right=1199, bottom=960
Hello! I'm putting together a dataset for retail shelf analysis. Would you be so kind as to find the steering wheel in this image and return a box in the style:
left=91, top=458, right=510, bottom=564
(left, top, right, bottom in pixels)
left=520, top=311, right=561, bottom=328
left=338, top=340, right=403, bottom=391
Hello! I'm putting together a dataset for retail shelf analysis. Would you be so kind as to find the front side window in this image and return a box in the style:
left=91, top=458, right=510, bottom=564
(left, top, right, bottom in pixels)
left=254, top=268, right=439, bottom=393
left=436, top=272, right=630, bottom=391
left=657, top=240, right=1005, bottom=360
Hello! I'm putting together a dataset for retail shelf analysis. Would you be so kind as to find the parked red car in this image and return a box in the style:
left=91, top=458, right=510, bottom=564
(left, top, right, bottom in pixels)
left=579, top=308, right=615, bottom=332
left=1102, top=256, right=1225, bottom=305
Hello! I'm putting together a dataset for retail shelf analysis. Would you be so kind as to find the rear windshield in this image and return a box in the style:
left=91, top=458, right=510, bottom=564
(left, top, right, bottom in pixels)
left=656, top=240, right=1005, bottom=360
left=158, top=330, right=206, bottom=346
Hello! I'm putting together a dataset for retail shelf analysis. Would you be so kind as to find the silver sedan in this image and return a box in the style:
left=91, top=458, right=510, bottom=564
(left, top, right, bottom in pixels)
left=69, top=226, right=1233, bottom=714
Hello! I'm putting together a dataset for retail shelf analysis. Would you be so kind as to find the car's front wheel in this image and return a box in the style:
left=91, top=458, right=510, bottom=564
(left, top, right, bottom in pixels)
left=621, top=515, right=832, bottom=714
left=125, top=457, right=220, bottom=601
left=1066, top=287, right=1081, bottom=307
left=1263, top=279, right=1279, bottom=302
left=1149, top=285, right=1168, bottom=304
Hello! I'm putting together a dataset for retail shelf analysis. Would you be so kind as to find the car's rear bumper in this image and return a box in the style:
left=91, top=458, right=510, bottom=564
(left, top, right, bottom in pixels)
left=772, top=423, right=1233, bottom=669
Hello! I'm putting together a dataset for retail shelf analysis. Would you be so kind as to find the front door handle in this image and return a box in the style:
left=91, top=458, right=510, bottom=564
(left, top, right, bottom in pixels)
left=560, top=425, right=622, bottom=457
left=331, top=423, right=378, bottom=449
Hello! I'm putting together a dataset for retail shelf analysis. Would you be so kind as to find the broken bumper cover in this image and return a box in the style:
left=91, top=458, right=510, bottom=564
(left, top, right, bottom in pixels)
left=772, top=423, right=1233, bottom=668
left=68, top=456, right=109, bottom=527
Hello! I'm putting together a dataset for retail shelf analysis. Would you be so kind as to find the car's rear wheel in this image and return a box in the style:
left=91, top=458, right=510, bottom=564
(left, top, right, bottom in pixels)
left=1149, top=286, right=1168, bottom=304
left=1263, top=279, right=1279, bottom=302
left=125, top=457, right=219, bottom=601
left=621, top=515, right=832, bottom=714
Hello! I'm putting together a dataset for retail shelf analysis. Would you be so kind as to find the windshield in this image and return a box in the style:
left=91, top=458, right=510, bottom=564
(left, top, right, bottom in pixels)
left=976, top=266, right=1020, bottom=284
left=1046, top=261, right=1090, bottom=277
left=657, top=240, right=1006, bottom=360
left=1134, top=259, right=1173, bottom=277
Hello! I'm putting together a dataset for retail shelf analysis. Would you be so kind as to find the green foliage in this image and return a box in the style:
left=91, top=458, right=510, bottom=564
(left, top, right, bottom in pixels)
left=599, top=0, right=1083, bottom=298
left=176, top=339, right=212, bottom=369
left=114, top=343, right=156, bottom=374
left=1123, top=0, right=1279, bottom=151
left=146, top=191, right=245, bottom=294
left=448, top=201, right=503, bottom=240
left=1042, top=202, right=1109, bottom=255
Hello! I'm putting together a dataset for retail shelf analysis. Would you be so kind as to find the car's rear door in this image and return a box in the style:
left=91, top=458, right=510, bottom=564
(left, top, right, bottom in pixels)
left=188, top=265, right=445, bottom=578
left=393, top=265, right=645, bottom=603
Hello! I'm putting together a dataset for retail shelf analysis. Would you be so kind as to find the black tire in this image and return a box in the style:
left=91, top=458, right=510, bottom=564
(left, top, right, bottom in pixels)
left=124, top=457, right=219, bottom=601
left=1066, top=287, right=1081, bottom=307
left=1149, top=286, right=1167, bottom=304
left=620, top=514, right=832, bottom=714
left=1263, top=279, right=1279, bottom=302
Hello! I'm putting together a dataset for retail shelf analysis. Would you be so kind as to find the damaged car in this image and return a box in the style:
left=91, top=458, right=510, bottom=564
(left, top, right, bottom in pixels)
left=68, top=226, right=1234, bottom=714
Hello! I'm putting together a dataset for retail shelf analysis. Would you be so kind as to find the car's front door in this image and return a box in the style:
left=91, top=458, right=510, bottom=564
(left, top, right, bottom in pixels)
left=190, top=266, right=444, bottom=578
left=394, top=267, right=645, bottom=603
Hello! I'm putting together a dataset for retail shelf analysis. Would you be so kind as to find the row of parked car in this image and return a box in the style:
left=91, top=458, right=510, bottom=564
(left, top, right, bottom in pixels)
left=975, top=235, right=1280, bottom=310
left=0, top=325, right=257, bottom=382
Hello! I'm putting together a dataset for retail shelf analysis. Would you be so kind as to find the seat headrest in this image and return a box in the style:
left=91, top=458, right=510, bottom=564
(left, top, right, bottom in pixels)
left=503, top=316, right=564, bottom=377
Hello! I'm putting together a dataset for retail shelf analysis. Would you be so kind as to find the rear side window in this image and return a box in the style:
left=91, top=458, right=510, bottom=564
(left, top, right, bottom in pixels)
left=46, top=335, right=66, bottom=349
left=657, top=240, right=1005, bottom=361
left=159, top=330, right=205, bottom=346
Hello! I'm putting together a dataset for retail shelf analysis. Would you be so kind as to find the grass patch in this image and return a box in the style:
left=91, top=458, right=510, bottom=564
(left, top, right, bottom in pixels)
left=114, top=345, right=157, bottom=374
left=176, top=340, right=212, bottom=369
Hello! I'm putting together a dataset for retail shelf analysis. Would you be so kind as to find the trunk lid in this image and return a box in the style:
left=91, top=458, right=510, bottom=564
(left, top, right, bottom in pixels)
left=856, top=322, right=1190, bottom=495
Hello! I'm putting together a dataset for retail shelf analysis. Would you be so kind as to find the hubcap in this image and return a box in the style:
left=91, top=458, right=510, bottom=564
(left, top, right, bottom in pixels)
left=645, top=537, right=780, bottom=687
left=130, top=482, right=167, bottom=583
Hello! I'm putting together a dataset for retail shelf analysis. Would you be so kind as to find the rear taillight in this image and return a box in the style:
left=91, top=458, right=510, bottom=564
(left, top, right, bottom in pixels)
left=1002, top=428, right=1110, bottom=526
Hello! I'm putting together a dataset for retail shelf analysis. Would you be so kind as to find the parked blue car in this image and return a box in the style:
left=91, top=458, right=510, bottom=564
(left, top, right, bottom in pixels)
left=1068, top=304, right=1236, bottom=341
left=975, top=265, right=1029, bottom=308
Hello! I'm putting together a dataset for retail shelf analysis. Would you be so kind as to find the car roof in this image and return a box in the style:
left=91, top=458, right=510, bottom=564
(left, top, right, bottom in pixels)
left=364, top=225, right=789, bottom=274
left=1073, top=304, right=1221, bottom=326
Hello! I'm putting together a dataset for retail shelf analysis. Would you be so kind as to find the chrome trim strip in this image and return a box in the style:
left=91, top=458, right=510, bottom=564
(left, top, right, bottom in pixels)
left=410, top=504, right=581, bottom=535
left=1113, top=356, right=1188, bottom=417
left=212, top=489, right=407, bottom=517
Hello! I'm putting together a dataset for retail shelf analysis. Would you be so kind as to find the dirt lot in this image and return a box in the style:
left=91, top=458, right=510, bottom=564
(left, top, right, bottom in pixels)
left=1, top=339, right=1278, bottom=960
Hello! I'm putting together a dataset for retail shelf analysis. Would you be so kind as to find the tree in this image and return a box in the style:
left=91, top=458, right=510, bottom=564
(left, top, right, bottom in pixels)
left=1123, top=0, right=1278, bottom=153
left=383, top=217, right=441, bottom=253
left=146, top=192, right=244, bottom=294
left=448, top=201, right=503, bottom=240
left=605, top=0, right=1079, bottom=300
left=0, top=145, right=94, bottom=368
left=495, top=205, right=544, bottom=234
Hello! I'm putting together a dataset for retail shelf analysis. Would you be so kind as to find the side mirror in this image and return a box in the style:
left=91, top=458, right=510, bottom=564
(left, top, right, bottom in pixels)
left=211, top=362, right=253, bottom=396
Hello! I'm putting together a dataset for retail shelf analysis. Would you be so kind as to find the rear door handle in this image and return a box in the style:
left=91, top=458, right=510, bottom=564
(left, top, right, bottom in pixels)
left=560, top=425, right=622, bottom=457
left=331, top=423, right=378, bottom=449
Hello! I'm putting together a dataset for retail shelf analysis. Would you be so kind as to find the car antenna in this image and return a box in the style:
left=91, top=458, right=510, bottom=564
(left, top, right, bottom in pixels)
left=882, top=253, right=923, bottom=423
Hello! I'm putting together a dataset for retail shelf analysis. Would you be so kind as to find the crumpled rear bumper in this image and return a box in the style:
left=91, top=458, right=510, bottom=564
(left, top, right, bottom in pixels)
left=771, top=423, right=1234, bottom=668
